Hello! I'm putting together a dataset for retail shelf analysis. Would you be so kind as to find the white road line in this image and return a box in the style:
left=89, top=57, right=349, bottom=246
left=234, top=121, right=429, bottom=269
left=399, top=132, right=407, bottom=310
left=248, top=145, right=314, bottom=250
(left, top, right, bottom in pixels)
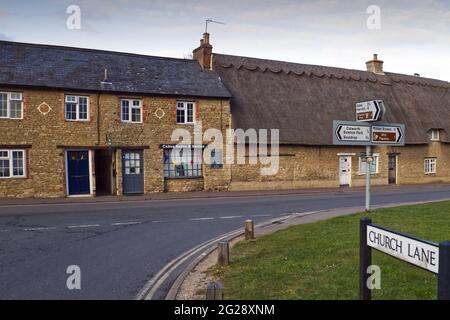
left=67, top=224, right=100, bottom=229
left=251, top=214, right=272, bottom=217
left=219, top=215, right=243, bottom=219
left=23, top=227, right=56, bottom=231
left=111, top=221, right=142, bottom=226
left=189, top=217, right=215, bottom=221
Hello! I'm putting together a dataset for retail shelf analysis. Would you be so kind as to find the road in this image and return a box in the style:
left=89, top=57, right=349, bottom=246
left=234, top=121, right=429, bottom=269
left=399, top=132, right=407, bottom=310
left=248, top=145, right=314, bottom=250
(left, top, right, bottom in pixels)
left=0, top=184, right=449, bottom=299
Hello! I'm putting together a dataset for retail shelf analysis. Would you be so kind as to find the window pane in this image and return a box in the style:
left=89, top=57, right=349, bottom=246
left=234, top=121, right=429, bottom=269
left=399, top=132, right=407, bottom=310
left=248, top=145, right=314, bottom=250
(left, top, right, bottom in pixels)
left=121, top=100, right=129, bottom=121
left=66, top=96, right=77, bottom=103
left=187, top=103, right=194, bottom=123
left=65, top=103, right=77, bottom=120
left=10, top=100, right=22, bottom=119
left=12, top=151, right=24, bottom=176
left=78, top=97, right=88, bottom=120
left=10, top=93, right=22, bottom=100
left=0, top=93, right=7, bottom=117
left=131, top=107, right=141, bottom=122
left=0, top=159, right=10, bottom=177
left=176, top=108, right=185, bottom=124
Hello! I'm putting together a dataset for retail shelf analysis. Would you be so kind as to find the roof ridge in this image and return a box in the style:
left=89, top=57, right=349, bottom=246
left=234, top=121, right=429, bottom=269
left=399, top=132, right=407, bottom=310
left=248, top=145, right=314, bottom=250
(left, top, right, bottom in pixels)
left=214, top=53, right=450, bottom=86
left=0, top=40, right=194, bottom=63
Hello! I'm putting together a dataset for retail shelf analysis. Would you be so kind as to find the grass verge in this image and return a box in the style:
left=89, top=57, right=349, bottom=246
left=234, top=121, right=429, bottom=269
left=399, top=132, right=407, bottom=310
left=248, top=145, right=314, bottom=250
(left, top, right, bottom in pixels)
left=210, top=201, right=450, bottom=299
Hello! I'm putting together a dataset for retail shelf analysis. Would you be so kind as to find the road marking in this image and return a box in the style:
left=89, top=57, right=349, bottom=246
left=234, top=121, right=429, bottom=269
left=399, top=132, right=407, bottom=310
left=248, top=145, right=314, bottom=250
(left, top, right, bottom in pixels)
left=219, top=215, right=243, bottom=219
left=67, top=224, right=100, bottom=229
left=189, top=217, right=215, bottom=221
left=111, top=221, right=142, bottom=226
left=251, top=214, right=272, bottom=217
left=23, top=227, right=57, bottom=231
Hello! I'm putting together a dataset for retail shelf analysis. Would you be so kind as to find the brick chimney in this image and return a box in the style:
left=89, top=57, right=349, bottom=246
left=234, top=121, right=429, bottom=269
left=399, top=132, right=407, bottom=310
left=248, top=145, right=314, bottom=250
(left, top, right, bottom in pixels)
left=366, top=54, right=384, bottom=75
left=193, top=32, right=213, bottom=70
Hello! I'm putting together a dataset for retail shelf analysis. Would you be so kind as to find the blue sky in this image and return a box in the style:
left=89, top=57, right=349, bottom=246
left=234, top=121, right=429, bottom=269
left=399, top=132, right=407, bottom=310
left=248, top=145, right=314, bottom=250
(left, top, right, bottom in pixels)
left=0, top=0, right=449, bottom=80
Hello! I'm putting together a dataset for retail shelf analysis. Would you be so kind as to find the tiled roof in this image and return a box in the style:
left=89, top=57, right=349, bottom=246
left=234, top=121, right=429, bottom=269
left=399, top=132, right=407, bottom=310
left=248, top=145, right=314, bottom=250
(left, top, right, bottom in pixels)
left=0, top=41, right=231, bottom=98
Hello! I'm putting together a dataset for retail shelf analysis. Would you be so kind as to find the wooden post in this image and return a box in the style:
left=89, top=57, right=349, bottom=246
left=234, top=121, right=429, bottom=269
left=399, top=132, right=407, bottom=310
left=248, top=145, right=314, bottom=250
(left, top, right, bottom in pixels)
left=360, top=217, right=372, bottom=300
left=245, top=219, right=254, bottom=240
left=206, top=282, right=224, bottom=300
left=217, top=241, right=229, bottom=266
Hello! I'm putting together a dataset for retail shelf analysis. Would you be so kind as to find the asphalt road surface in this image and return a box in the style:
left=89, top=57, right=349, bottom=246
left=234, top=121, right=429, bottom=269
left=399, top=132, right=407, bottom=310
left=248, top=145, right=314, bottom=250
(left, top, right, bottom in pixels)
left=0, top=184, right=449, bottom=299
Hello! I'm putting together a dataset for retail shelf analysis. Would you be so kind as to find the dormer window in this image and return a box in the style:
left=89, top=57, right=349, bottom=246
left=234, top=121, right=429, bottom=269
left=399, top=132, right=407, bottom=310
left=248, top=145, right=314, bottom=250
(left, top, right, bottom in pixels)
left=430, top=129, right=440, bottom=141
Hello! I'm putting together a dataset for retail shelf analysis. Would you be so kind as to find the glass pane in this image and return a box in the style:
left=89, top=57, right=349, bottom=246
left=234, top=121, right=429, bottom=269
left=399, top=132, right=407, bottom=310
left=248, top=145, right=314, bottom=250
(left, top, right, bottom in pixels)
left=10, top=92, right=22, bottom=100
left=131, top=108, right=141, bottom=122
left=176, top=109, right=185, bottom=124
left=187, top=103, right=194, bottom=122
left=78, top=97, right=88, bottom=120
left=12, top=151, right=24, bottom=176
left=66, top=96, right=77, bottom=102
left=0, top=151, right=7, bottom=158
left=10, top=100, right=22, bottom=119
left=0, top=159, right=10, bottom=177
left=121, top=100, right=129, bottom=121
left=65, top=103, right=77, bottom=120
left=0, top=93, right=7, bottom=117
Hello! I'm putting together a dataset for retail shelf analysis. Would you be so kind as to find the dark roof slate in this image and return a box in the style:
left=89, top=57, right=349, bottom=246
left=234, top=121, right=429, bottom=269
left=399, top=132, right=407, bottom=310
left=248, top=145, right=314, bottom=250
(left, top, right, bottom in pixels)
left=0, top=41, right=231, bottom=98
left=213, top=53, right=450, bottom=145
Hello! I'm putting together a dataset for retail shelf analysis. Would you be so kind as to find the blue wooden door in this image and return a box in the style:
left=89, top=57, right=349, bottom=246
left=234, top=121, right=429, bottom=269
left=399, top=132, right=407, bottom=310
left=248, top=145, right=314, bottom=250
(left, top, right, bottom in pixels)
left=122, top=150, right=144, bottom=195
left=67, top=151, right=90, bottom=195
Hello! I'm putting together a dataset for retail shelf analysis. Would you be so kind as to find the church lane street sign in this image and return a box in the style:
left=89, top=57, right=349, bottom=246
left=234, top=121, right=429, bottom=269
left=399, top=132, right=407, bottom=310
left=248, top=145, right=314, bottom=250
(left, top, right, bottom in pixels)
left=360, top=218, right=450, bottom=300
left=356, top=100, right=385, bottom=122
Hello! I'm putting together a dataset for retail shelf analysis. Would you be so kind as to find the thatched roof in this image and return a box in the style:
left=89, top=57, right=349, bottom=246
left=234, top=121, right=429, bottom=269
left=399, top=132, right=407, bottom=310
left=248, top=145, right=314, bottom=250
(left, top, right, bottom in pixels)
left=213, top=54, right=450, bottom=145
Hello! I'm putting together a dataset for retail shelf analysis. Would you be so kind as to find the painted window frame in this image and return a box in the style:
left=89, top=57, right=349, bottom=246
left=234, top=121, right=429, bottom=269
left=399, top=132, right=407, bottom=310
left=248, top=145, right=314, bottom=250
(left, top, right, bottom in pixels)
left=0, top=149, right=26, bottom=179
left=176, top=101, right=195, bottom=124
left=65, top=95, right=90, bottom=121
left=121, top=98, right=143, bottom=123
left=358, top=153, right=379, bottom=175
left=0, top=91, right=23, bottom=120
left=424, top=157, right=437, bottom=174
left=430, top=129, right=440, bottom=141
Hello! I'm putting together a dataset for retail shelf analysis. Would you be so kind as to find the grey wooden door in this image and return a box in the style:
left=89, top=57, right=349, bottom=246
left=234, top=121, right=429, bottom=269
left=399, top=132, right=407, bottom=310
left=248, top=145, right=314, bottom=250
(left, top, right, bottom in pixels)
left=122, top=150, right=144, bottom=195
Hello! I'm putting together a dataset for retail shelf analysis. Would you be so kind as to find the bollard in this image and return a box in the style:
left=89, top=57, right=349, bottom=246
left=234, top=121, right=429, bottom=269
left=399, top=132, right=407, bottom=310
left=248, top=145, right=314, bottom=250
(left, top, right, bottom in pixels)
left=245, top=219, right=254, bottom=240
left=217, top=241, right=230, bottom=266
left=206, top=282, right=224, bottom=300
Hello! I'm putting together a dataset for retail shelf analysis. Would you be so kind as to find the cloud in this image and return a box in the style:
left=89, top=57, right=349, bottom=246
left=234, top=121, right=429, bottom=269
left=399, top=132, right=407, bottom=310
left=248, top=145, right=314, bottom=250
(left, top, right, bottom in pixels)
left=0, top=33, right=13, bottom=41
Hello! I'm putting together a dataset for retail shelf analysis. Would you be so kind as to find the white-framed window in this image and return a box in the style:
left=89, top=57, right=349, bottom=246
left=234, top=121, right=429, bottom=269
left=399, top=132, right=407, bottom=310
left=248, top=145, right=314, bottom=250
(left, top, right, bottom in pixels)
left=176, top=101, right=195, bottom=124
left=65, top=95, right=89, bottom=121
left=0, top=92, right=23, bottom=119
left=424, top=158, right=437, bottom=174
left=0, top=150, right=26, bottom=178
left=121, top=99, right=142, bottom=123
left=358, top=153, right=379, bottom=175
left=430, top=129, right=440, bottom=141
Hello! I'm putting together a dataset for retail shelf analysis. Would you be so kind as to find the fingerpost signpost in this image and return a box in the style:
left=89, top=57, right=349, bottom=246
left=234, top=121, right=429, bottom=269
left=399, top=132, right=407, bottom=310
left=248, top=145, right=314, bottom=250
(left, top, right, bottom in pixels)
left=333, top=100, right=405, bottom=211
left=360, top=217, right=450, bottom=300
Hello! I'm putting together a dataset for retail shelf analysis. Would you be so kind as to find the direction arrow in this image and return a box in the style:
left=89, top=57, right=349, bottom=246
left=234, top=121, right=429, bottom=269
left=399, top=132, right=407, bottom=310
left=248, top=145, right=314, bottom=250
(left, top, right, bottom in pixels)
left=371, top=124, right=405, bottom=145
left=356, top=100, right=385, bottom=122
left=333, top=120, right=371, bottom=146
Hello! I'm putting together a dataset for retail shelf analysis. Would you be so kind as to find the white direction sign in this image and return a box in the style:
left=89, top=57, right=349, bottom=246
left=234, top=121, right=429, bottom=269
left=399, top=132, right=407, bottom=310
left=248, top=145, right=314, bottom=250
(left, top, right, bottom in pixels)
left=372, top=124, right=405, bottom=145
left=367, top=225, right=439, bottom=273
left=333, top=120, right=371, bottom=146
left=356, top=100, right=385, bottom=122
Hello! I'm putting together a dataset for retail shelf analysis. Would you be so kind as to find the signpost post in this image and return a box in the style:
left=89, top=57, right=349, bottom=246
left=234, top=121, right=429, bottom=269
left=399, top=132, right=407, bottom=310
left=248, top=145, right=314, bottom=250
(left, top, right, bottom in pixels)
left=333, top=100, right=405, bottom=211
left=360, top=217, right=450, bottom=300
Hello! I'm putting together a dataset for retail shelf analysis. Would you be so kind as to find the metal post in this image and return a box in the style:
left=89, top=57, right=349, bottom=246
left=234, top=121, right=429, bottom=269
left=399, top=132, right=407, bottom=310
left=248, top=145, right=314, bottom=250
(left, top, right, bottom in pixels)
left=438, top=241, right=450, bottom=300
left=365, top=145, right=372, bottom=212
left=360, top=217, right=372, bottom=300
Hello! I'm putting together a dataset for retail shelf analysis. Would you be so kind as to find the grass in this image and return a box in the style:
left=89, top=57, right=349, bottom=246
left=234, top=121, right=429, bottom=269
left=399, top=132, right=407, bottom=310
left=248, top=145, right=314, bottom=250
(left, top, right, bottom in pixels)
left=210, top=201, right=450, bottom=300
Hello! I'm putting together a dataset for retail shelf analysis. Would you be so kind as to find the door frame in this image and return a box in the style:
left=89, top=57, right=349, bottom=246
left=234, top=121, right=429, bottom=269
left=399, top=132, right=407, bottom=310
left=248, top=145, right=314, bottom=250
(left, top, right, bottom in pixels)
left=337, top=153, right=355, bottom=187
left=121, top=149, right=144, bottom=195
left=388, top=154, right=398, bottom=185
left=65, top=149, right=94, bottom=197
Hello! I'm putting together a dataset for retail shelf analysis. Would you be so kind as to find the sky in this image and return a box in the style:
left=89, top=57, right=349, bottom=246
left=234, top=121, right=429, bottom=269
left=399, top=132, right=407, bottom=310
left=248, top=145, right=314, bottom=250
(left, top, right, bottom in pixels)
left=0, top=0, right=449, bottom=81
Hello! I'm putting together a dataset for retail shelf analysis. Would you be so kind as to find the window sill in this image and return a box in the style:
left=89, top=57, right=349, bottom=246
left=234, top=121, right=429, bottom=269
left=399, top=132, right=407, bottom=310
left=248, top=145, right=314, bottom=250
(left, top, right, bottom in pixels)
left=164, top=176, right=204, bottom=180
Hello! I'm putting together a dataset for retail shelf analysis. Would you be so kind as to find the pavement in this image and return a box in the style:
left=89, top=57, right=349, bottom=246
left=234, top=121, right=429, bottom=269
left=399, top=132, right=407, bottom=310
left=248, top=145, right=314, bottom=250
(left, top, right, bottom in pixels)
left=0, top=183, right=449, bottom=299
